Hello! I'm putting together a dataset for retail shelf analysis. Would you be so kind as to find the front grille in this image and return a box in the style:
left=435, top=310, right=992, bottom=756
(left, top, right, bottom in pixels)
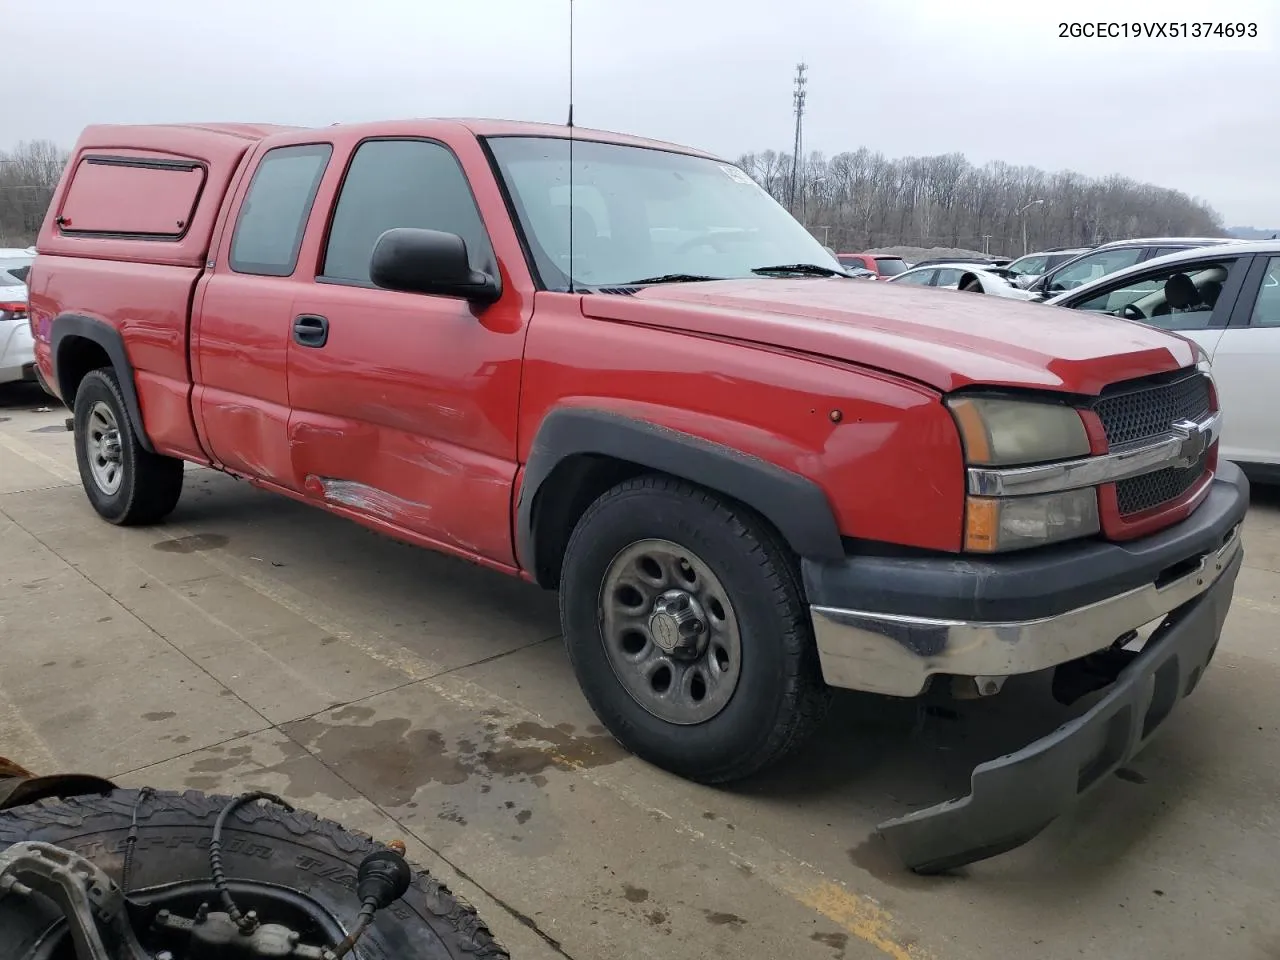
left=1115, top=451, right=1209, bottom=515
left=1092, top=369, right=1214, bottom=518
left=1092, top=371, right=1211, bottom=446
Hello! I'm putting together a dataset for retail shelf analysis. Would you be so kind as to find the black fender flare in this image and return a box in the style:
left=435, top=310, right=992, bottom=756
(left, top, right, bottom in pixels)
left=516, top=408, right=846, bottom=573
left=50, top=313, right=155, bottom=452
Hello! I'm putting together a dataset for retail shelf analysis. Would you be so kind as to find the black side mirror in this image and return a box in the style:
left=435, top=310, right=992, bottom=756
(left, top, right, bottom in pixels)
left=370, top=228, right=501, bottom=304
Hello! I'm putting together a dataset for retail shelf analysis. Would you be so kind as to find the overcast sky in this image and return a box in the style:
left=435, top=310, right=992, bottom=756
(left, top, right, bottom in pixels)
left=12, top=0, right=1279, bottom=225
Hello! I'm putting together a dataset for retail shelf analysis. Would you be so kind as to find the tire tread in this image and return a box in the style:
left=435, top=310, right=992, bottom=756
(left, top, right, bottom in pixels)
left=0, top=789, right=509, bottom=959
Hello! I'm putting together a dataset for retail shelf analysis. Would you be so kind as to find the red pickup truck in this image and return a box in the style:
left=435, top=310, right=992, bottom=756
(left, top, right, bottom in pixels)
left=28, top=120, right=1247, bottom=872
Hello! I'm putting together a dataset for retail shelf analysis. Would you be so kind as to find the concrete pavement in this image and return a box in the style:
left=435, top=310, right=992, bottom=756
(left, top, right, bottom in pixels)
left=2, top=381, right=1280, bottom=959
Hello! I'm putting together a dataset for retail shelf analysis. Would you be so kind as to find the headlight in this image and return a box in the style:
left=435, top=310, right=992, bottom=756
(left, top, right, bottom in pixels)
left=964, top=489, right=1100, bottom=552
left=947, top=396, right=1091, bottom=466
left=949, top=395, right=1098, bottom=552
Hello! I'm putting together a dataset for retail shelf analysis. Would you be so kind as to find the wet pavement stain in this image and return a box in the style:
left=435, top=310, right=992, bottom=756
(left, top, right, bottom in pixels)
left=29, top=425, right=65, bottom=433
left=142, top=711, right=176, bottom=721
left=622, top=884, right=649, bottom=903
left=280, top=709, right=625, bottom=812
left=185, top=775, right=222, bottom=791
left=190, top=755, right=250, bottom=774
left=646, top=909, right=668, bottom=927
left=702, top=910, right=746, bottom=927
left=811, top=931, right=849, bottom=953
left=283, top=716, right=478, bottom=806
left=152, top=533, right=229, bottom=553
left=847, top=834, right=965, bottom=890
left=491, top=720, right=627, bottom=772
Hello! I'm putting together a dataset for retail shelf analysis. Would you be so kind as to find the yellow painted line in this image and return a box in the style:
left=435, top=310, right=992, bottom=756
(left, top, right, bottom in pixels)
left=791, top=879, right=932, bottom=960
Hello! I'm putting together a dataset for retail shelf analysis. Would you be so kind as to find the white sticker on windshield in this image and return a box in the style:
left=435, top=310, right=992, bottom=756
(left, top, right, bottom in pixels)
left=719, top=163, right=755, bottom=185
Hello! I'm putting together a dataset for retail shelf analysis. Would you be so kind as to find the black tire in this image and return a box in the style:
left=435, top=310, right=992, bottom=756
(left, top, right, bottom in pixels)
left=73, top=367, right=184, bottom=525
left=559, top=474, right=831, bottom=784
left=0, top=789, right=509, bottom=960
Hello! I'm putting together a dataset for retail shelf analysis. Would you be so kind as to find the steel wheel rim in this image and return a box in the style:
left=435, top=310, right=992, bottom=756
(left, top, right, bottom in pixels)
left=85, top=400, right=123, bottom=495
left=598, top=538, right=742, bottom=725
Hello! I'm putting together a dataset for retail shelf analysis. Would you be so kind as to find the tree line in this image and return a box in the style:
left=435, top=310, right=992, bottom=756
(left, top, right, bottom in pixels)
left=0, top=140, right=66, bottom=247
left=737, top=148, right=1226, bottom=255
left=0, top=138, right=1227, bottom=256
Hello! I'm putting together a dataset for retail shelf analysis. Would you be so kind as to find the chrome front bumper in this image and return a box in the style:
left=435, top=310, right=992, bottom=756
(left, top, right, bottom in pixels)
left=811, top=523, right=1241, bottom=696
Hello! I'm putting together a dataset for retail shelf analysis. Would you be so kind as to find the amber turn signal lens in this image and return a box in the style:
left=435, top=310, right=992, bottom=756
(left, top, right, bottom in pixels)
left=964, top=497, right=1000, bottom=552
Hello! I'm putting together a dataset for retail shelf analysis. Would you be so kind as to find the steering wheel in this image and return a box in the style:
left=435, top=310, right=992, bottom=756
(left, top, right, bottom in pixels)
left=1119, top=302, right=1147, bottom=321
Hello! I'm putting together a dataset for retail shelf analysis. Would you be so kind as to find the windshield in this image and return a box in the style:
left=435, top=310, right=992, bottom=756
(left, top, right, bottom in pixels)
left=486, top=137, right=841, bottom=290
left=1007, top=255, right=1047, bottom=277
left=0, top=256, right=32, bottom=287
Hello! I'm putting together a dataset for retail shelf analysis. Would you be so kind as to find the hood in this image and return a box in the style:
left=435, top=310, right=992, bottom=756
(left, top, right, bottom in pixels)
left=581, top=278, right=1196, bottom=394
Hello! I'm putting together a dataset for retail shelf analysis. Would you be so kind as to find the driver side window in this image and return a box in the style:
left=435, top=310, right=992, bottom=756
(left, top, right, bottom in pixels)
left=895, top=269, right=936, bottom=286
left=1070, top=259, right=1240, bottom=331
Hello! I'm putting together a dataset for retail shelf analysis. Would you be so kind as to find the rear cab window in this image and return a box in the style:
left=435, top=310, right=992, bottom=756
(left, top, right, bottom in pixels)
left=874, top=257, right=907, bottom=277
left=57, top=154, right=206, bottom=238
left=229, top=144, right=333, bottom=277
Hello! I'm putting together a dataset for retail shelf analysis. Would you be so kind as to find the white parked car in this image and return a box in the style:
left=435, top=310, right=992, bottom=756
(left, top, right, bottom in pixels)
left=0, top=248, right=34, bottom=387
left=886, top=262, right=1037, bottom=300
left=1046, top=240, right=1280, bottom=481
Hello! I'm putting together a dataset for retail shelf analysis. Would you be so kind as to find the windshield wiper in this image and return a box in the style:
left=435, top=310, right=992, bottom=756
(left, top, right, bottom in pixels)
left=625, top=273, right=725, bottom=285
left=751, top=263, right=848, bottom=277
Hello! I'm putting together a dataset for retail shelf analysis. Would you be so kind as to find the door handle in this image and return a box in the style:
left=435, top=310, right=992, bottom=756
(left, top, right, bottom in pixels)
left=293, top=314, right=329, bottom=348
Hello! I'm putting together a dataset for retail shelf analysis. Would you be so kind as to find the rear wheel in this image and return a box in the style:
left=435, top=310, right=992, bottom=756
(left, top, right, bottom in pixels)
left=0, top=789, right=509, bottom=960
left=73, top=368, right=184, bottom=525
left=559, top=474, right=831, bottom=783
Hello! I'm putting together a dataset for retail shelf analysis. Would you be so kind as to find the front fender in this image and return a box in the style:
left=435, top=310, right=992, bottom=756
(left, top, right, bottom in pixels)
left=517, top=406, right=846, bottom=571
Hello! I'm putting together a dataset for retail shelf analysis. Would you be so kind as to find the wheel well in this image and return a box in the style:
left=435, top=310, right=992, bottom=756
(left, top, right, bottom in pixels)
left=529, top=454, right=647, bottom=588
left=56, top=336, right=112, bottom=404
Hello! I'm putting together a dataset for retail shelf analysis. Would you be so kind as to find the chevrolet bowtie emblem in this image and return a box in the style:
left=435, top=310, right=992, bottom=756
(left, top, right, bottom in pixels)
left=1170, top=418, right=1210, bottom=468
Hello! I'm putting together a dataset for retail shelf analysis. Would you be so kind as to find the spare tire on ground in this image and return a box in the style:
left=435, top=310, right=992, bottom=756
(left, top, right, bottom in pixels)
left=0, top=788, right=509, bottom=959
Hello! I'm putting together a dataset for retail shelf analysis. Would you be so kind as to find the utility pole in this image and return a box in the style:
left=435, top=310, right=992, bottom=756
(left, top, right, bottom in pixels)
left=981, top=235, right=992, bottom=256
left=788, top=63, right=807, bottom=215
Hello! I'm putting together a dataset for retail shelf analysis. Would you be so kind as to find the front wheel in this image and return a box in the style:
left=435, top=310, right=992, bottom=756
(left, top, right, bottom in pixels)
left=559, top=475, right=831, bottom=783
left=73, top=368, right=184, bottom=525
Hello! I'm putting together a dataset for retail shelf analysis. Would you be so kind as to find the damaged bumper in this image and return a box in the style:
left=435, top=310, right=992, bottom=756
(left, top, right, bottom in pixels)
left=879, top=540, right=1240, bottom=872
left=800, top=461, right=1249, bottom=871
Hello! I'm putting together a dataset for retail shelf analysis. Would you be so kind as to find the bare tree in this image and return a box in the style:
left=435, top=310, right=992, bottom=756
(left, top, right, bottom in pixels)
left=0, top=140, right=70, bottom=246
left=740, top=145, right=1224, bottom=254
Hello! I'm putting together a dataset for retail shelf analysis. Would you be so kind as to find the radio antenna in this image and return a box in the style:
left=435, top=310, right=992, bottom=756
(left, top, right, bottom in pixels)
left=566, top=0, right=576, bottom=294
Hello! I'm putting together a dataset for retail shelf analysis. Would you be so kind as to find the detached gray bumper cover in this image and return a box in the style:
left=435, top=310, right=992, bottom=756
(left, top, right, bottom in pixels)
left=877, top=545, right=1242, bottom=874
